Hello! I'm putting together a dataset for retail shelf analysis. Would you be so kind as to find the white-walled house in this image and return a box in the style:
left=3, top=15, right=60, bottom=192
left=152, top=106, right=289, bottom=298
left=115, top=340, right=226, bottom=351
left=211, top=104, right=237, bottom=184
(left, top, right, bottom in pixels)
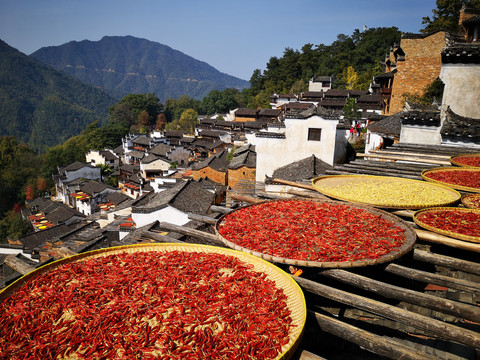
left=54, top=162, right=101, bottom=205
left=85, top=149, right=120, bottom=170
left=71, top=181, right=120, bottom=216
left=130, top=180, right=214, bottom=228
left=140, top=154, right=171, bottom=179
left=252, top=108, right=347, bottom=183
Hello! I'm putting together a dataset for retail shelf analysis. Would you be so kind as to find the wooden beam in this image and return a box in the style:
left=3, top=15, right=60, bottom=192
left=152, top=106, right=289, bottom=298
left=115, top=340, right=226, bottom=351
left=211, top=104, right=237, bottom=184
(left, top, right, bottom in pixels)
left=293, top=276, right=480, bottom=349
left=229, top=193, right=265, bottom=204
left=369, top=150, right=452, bottom=160
left=140, top=230, right=185, bottom=244
left=4, top=255, right=35, bottom=275
left=188, top=213, right=217, bottom=225
left=385, top=263, right=480, bottom=295
left=209, top=205, right=233, bottom=214
left=413, top=249, right=480, bottom=276
left=312, top=311, right=438, bottom=360
left=157, top=222, right=225, bottom=246
left=299, top=350, right=327, bottom=360
left=320, top=268, right=480, bottom=323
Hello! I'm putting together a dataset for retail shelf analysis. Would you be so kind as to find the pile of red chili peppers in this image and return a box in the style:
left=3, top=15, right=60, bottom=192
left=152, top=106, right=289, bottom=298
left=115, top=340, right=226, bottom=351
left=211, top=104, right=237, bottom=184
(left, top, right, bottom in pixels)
left=0, top=251, right=293, bottom=359
left=424, top=169, right=480, bottom=190
left=416, top=209, right=480, bottom=238
left=453, top=155, right=480, bottom=168
left=218, top=200, right=407, bottom=262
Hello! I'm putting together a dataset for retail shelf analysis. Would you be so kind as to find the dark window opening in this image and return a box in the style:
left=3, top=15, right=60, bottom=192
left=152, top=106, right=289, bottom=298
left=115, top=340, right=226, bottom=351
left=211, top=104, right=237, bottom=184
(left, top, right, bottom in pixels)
left=308, top=128, right=322, bottom=141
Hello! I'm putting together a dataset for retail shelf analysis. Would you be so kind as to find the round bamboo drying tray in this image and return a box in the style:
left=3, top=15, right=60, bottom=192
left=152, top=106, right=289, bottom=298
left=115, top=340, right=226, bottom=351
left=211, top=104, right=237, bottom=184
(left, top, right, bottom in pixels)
left=462, top=193, right=480, bottom=209
left=215, top=199, right=416, bottom=268
left=0, top=243, right=306, bottom=360
left=421, top=167, right=480, bottom=193
left=311, top=175, right=461, bottom=209
left=450, top=153, right=480, bottom=168
left=413, top=207, right=480, bottom=243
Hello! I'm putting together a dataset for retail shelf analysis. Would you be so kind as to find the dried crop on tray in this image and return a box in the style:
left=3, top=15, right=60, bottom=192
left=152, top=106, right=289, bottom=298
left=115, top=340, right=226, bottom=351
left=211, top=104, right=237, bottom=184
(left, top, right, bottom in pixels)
left=450, top=154, right=480, bottom=168
left=462, top=193, right=480, bottom=209
left=217, top=200, right=413, bottom=265
left=413, top=207, right=480, bottom=242
left=0, top=248, right=300, bottom=359
left=422, top=167, right=480, bottom=192
left=312, top=175, right=461, bottom=209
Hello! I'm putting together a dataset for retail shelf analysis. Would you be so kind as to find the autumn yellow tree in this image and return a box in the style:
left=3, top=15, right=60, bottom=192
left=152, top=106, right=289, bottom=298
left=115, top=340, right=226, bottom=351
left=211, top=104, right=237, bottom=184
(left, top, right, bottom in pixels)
left=343, top=66, right=359, bottom=90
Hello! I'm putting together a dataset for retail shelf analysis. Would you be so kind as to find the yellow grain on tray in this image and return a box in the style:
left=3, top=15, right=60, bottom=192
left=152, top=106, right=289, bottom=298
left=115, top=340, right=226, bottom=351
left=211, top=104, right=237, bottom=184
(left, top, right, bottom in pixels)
left=312, top=175, right=461, bottom=209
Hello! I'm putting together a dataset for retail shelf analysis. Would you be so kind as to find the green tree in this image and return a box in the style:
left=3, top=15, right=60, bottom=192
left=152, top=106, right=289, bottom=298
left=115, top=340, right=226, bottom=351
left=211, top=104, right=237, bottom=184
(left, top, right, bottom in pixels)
left=421, top=0, right=480, bottom=34
left=343, top=98, right=361, bottom=121
left=0, top=210, right=32, bottom=244
left=179, top=109, right=199, bottom=134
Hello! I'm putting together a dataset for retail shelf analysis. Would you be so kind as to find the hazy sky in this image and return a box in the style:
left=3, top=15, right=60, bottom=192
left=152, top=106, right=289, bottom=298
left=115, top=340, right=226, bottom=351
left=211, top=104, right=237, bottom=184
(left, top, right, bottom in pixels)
left=0, top=0, right=438, bottom=80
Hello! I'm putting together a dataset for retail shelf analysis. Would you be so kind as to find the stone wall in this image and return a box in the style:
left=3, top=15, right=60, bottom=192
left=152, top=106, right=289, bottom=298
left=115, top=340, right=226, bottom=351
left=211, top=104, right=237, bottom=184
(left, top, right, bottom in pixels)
left=227, top=167, right=256, bottom=188
left=192, top=168, right=227, bottom=185
left=389, top=32, right=446, bottom=115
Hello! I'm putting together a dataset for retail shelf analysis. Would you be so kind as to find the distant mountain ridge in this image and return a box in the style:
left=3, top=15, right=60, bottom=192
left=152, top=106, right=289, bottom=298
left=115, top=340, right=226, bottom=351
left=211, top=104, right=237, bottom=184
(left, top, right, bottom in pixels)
left=31, top=36, right=250, bottom=101
left=0, top=39, right=116, bottom=152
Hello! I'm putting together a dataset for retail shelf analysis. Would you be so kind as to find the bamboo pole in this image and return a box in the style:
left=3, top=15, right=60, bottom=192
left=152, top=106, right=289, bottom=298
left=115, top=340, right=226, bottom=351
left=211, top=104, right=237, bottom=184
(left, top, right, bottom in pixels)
left=320, top=268, right=480, bottom=323
left=312, top=311, right=438, bottom=360
left=357, top=153, right=451, bottom=166
left=272, top=178, right=316, bottom=190
left=385, top=263, right=480, bottom=295
left=413, top=249, right=480, bottom=276
left=293, top=276, right=480, bottom=349
left=416, top=229, right=480, bottom=252
left=369, top=150, right=452, bottom=160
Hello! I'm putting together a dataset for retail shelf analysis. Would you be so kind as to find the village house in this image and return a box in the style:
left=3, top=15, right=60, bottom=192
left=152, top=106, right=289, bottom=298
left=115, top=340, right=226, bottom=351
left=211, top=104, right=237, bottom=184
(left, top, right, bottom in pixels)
left=85, top=149, right=120, bottom=170
left=269, top=94, right=298, bottom=107
left=192, top=150, right=229, bottom=185
left=249, top=107, right=348, bottom=183
left=140, top=154, right=171, bottom=179
left=308, top=75, right=333, bottom=92
left=53, top=162, right=102, bottom=206
left=27, top=197, right=85, bottom=227
left=130, top=180, right=215, bottom=229
left=227, top=144, right=257, bottom=189
left=70, top=180, right=120, bottom=216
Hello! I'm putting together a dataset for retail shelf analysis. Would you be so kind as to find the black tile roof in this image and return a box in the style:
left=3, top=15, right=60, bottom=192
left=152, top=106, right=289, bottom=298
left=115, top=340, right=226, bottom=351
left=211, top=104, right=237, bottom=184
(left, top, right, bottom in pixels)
left=235, top=108, right=258, bottom=117
left=367, top=112, right=402, bottom=139
left=441, top=107, right=480, bottom=142
left=80, top=180, right=108, bottom=195
left=442, top=44, right=480, bottom=64
left=194, top=150, right=228, bottom=171
left=270, top=155, right=333, bottom=181
left=132, top=135, right=153, bottom=146
left=401, top=110, right=441, bottom=127
left=228, top=150, right=256, bottom=170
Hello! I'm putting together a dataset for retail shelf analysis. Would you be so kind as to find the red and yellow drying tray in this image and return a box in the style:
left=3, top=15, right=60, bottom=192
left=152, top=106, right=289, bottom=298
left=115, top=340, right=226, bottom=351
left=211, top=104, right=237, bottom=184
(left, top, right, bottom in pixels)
left=0, top=243, right=306, bottom=360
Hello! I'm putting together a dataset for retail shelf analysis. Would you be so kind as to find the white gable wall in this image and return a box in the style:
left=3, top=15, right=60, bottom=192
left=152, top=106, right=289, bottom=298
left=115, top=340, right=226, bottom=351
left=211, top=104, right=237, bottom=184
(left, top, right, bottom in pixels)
left=132, top=206, right=190, bottom=228
left=255, top=115, right=340, bottom=182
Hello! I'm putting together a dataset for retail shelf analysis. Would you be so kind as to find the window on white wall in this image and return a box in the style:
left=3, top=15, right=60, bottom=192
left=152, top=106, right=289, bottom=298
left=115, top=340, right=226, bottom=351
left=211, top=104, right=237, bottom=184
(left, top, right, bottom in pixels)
left=308, top=128, right=322, bottom=141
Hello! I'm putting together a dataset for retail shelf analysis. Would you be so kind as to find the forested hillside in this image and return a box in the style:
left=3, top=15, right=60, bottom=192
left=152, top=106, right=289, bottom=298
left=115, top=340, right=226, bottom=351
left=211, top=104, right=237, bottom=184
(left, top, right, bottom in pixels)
left=31, top=36, right=249, bottom=101
left=0, top=40, right=116, bottom=152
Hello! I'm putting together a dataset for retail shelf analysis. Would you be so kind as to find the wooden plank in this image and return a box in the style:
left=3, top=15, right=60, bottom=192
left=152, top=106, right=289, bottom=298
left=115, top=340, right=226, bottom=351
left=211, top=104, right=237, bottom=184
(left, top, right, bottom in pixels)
left=385, top=263, right=480, bottom=295
left=321, top=268, right=480, bottom=323
left=313, top=311, right=438, bottom=360
left=293, top=276, right=480, bottom=349
left=413, top=249, right=480, bottom=276
left=229, top=193, right=265, bottom=204
left=4, top=255, right=36, bottom=275
left=357, top=153, right=451, bottom=166
left=416, top=229, right=480, bottom=252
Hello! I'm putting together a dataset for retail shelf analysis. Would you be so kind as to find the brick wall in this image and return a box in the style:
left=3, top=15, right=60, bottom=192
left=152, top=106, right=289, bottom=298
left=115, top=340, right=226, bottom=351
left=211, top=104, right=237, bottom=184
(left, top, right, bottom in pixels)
left=227, top=167, right=256, bottom=188
left=192, top=167, right=227, bottom=185
left=389, top=32, right=446, bottom=115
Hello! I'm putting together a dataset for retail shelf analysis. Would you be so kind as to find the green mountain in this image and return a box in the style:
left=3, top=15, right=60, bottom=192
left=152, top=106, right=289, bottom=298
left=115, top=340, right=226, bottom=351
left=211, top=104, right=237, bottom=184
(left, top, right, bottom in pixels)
left=0, top=39, right=116, bottom=152
left=30, top=35, right=250, bottom=101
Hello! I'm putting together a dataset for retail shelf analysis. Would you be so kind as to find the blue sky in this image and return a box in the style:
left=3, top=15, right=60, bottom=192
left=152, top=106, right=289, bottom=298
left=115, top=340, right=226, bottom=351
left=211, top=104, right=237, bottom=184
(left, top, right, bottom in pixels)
left=0, top=0, right=437, bottom=80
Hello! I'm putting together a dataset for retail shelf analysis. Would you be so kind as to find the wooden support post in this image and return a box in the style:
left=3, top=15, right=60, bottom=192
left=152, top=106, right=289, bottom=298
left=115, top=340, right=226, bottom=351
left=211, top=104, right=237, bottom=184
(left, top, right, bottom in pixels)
left=321, top=268, right=480, bottom=323
left=312, top=311, right=438, bottom=360
left=293, top=276, right=480, bottom=349
left=413, top=249, right=480, bottom=276
left=4, top=255, right=36, bottom=275
left=385, top=263, right=480, bottom=295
